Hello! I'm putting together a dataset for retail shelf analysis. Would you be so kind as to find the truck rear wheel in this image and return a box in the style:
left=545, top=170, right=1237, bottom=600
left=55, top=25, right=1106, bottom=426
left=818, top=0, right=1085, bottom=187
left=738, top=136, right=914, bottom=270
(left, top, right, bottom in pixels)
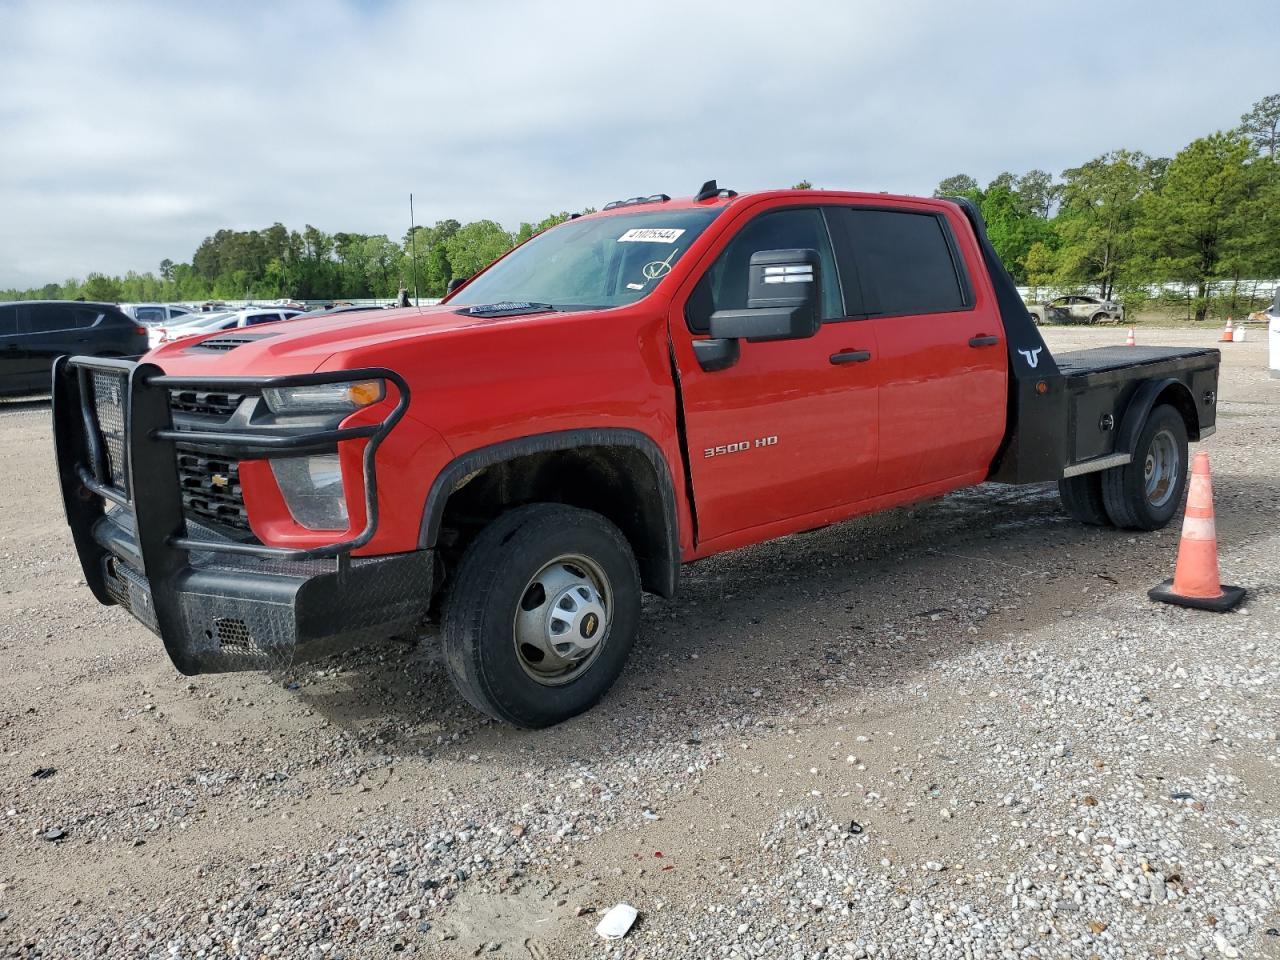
left=1058, top=472, right=1111, bottom=526
left=1101, top=404, right=1188, bottom=530
left=441, top=504, right=641, bottom=728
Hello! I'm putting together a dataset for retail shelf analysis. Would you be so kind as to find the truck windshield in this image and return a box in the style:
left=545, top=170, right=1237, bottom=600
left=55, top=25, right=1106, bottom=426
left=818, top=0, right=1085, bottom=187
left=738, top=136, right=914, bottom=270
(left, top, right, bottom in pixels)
left=449, top=207, right=722, bottom=310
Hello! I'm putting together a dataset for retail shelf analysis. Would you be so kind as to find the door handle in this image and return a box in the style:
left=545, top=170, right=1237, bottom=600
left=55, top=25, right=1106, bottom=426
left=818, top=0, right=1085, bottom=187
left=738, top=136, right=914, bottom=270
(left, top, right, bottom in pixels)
left=829, top=349, right=871, bottom=365
left=968, top=335, right=1000, bottom=347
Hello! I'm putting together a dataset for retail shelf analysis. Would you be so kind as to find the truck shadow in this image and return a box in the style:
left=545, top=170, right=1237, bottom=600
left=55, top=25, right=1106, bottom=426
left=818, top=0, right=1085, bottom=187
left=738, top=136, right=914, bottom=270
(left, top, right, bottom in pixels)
left=296, top=472, right=1278, bottom=762
left=0, top=395, right=51, bottom=413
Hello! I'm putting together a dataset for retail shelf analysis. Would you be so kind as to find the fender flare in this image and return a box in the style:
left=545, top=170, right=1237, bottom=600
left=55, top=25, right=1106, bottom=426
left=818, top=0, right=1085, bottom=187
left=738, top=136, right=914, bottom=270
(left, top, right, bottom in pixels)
left=418, top=428, right=681, bottom=598
left=1116, top=378, right=1200, bottom=455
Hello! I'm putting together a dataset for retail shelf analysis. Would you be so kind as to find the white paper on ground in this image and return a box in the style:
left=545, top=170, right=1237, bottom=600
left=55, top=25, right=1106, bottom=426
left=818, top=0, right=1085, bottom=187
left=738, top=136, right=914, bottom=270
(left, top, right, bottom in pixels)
left=595, top=903, right=638, bottom=939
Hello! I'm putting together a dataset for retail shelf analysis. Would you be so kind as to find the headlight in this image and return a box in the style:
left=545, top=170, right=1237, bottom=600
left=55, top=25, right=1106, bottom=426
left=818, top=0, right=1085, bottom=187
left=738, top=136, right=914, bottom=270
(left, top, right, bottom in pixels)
left=270, top=454, right=348, bottom=530
left=262, top=380, right=384, bottom=416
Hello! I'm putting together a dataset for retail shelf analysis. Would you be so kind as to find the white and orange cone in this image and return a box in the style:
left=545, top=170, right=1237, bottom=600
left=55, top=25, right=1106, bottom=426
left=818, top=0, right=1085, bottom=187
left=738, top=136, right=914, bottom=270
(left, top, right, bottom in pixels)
left=1125, top=327, right=1136, bottom=347
left=1148, top=451, right=1245, bottom=611
left=1219, top=317, right=1234, bottom=342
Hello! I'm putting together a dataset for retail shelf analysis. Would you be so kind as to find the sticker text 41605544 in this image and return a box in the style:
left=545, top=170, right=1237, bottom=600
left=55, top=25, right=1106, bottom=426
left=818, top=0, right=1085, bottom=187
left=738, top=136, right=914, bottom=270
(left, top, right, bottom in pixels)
left=617, top=228, right=685, bottom=243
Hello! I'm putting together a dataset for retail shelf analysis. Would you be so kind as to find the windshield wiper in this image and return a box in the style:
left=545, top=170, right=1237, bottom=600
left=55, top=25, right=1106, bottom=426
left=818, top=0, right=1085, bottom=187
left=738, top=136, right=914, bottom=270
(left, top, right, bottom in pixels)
left=455, top=301, right=555, bottom=318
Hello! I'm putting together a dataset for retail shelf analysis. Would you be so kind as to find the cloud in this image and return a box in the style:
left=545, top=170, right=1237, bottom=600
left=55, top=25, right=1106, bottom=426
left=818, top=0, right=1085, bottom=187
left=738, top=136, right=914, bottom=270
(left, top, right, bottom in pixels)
left=0, top=0, right=1274, bottom=287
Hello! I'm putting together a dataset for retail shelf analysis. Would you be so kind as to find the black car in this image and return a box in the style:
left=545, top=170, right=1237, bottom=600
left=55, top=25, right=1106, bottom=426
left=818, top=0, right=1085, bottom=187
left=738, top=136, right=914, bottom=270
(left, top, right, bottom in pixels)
left=0, top=301, right=148, bottom=397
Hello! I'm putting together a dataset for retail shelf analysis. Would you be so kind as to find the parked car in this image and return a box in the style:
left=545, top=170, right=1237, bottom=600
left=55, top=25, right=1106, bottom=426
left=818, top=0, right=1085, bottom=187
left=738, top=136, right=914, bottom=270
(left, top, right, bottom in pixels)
left=147, top=311, right=235, bottom=349
left=53, top=185, right=1219, bottom=728
left=1026, top=295, right=1124, bottom=325
left=148, top=308, right=303, bottom=348
left=1, top=301, right=147, bottom=396
left=299, top=305, right=383, bottom=319
left=120, top=303, right=193, bottom=325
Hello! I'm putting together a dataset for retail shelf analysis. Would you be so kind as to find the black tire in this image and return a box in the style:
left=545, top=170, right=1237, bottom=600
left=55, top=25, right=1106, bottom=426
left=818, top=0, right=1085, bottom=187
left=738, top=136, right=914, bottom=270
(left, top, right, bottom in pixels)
left=1058, top=472, right=1111, bottom=526
left=1101, top=404, right=1189, bottom=530
left=441, top=504, right=641, bottom=728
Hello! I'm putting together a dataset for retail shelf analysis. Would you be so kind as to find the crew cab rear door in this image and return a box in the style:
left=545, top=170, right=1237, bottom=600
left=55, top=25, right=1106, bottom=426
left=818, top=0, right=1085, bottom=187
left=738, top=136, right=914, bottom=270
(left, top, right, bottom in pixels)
left=828, top=203, right=1006, bottom=495
left=668, top=202, right=880, bottom=545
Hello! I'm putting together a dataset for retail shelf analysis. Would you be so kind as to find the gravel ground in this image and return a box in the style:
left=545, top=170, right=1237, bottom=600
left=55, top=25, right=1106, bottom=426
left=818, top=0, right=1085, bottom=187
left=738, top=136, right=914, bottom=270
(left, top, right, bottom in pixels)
left=1, top=327, right=1277, bottom=960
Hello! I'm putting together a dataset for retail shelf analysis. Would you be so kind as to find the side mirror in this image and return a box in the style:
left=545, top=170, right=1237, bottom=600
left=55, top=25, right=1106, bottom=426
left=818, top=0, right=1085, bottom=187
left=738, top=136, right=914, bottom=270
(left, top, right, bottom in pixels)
left=708, top=248, right=821, bottom=343
left=445, top=276, right=470, bottom=295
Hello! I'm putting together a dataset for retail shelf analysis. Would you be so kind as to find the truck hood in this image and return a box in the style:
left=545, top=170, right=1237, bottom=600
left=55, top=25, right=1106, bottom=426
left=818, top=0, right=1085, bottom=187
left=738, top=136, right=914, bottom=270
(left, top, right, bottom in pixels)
left=144, top=304, right=531, bottom=377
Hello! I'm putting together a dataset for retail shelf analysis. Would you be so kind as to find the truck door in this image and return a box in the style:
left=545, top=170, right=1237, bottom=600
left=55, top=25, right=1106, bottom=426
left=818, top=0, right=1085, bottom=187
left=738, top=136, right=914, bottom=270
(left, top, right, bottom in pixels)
left=669, top=203, right=879, bottom=545
left=829, top=205, right=1006, bottom=495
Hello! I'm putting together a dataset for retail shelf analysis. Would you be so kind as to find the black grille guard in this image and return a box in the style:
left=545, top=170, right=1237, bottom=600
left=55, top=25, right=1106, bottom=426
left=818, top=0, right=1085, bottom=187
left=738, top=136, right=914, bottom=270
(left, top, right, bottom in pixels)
left=52, top=355, right=429, bottom=677
left=53, top=354, right=410, bottom=575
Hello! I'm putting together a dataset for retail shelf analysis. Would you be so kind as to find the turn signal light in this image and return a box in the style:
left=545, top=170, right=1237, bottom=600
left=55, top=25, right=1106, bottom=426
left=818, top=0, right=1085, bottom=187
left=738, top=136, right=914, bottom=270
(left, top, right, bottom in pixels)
left=347, top=381, right=383, bottom=407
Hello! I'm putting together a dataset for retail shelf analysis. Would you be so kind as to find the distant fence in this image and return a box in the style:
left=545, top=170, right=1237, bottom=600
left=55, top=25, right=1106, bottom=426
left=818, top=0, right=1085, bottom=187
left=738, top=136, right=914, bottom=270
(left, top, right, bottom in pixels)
left=1016, top=280, right=1279, bottom=302
left=176, top=298, right=443, bottom=310
left=161, top=282, right=1280, bottom=312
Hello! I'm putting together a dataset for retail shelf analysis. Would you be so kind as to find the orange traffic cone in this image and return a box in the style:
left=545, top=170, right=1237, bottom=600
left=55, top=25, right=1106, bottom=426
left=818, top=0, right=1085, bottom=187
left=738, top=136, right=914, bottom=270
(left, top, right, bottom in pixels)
left=1219, top=317, right=1234, bottom=342
left=1125, top=327, right=1136, bottom=346
left=1148, top=451, right=1245, bottom=611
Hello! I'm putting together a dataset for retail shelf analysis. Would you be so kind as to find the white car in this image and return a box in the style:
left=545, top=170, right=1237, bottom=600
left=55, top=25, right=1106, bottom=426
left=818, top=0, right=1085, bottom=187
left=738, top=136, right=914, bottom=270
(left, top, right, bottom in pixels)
left=1026, top=295, right=1124, bottom=325
left=148, top=308, right=303, bottom=349
left=121, top=302, right=193, bottom=325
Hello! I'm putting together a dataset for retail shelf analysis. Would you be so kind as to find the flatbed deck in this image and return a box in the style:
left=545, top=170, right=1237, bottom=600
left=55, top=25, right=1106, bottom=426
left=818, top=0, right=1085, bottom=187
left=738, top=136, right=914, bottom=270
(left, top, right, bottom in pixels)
left=1055, top=345, right=1219, bottom=378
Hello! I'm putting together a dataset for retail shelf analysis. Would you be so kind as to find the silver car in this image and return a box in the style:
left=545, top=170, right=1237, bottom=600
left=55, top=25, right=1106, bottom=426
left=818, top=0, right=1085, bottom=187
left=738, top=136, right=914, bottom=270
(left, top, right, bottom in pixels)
left=1027, top=295, right=1124, bottom=325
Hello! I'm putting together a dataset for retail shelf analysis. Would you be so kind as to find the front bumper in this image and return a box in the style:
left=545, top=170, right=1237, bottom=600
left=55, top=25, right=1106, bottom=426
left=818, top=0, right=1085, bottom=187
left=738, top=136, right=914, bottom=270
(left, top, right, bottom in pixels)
left=53, top=356, right=432, bottom=674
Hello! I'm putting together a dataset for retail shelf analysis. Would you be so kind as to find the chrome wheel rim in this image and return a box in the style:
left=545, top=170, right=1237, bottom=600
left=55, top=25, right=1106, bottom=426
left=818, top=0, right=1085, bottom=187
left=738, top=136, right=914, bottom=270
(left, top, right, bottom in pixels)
left=513, top=554, right=612, bottom=686
left=1144, top=429, right=1179, bottom=508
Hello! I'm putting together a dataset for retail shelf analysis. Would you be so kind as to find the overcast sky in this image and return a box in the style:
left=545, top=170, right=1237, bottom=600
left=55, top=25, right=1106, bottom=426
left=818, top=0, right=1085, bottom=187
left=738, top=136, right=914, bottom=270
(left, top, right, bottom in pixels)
left=0, top=0, right=1275, bottom=289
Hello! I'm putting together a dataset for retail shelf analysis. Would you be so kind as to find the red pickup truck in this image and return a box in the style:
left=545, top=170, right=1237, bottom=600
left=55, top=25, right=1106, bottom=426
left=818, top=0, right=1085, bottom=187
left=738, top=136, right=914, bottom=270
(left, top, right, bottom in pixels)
left=54, top=182, right=1221, bottom=727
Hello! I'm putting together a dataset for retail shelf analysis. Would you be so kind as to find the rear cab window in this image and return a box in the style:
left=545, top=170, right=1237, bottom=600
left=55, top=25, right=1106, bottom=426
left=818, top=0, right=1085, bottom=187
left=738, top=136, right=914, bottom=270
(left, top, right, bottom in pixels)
left=830, top=207, right=972, bottom=318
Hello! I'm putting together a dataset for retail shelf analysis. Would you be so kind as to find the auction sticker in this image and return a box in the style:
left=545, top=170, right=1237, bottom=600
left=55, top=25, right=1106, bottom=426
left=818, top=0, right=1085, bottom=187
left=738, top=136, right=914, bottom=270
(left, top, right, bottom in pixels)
left=617, top=228, right=685, bottom=243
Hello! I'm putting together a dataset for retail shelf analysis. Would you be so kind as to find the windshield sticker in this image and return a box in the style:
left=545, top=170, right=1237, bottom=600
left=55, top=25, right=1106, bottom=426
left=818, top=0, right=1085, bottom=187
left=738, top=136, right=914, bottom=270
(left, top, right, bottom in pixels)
left=641, top=247, right=679, bottom=281
left=617, top=228, right=686, bottom=244
left=626, top=282, right=645, bottom=290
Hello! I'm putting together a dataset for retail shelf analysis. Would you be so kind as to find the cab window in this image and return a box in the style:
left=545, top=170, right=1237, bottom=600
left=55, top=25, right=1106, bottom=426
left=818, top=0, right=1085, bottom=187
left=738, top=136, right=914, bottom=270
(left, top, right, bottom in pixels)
left=832, top=208, right=970, bottom=318
left=685, top=207, right=842, bottom=334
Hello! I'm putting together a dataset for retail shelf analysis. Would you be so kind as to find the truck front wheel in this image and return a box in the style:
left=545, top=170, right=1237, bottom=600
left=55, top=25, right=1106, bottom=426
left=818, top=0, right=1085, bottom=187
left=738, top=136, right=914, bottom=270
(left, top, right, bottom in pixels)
left=441, top=504, right=641, bottom=728
left=1100, top=404, right=1189, bottom=530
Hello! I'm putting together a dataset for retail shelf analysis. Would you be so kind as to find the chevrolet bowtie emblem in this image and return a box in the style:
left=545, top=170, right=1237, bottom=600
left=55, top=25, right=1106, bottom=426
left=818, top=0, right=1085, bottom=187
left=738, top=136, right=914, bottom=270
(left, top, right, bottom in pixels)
left=210, top=474, right=229, bottom=488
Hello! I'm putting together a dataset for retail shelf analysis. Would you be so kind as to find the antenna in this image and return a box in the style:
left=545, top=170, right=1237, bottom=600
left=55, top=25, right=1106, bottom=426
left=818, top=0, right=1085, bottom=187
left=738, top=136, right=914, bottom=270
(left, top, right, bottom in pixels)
left=408, top=193, right=421, bottom=309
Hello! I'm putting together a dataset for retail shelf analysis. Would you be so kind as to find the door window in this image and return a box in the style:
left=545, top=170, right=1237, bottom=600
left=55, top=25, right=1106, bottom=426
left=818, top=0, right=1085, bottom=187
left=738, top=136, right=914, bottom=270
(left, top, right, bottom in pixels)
left=685, top=207, right=842, bottom=333
left=0, top=306, right=16, bottom=335
left=17, top=304, right=78, bottom=333
left=135, top=306, right=166, bottom=323
left=834, top=209, right=970, bottom=317
left=73, top=307, right=104, bottom=329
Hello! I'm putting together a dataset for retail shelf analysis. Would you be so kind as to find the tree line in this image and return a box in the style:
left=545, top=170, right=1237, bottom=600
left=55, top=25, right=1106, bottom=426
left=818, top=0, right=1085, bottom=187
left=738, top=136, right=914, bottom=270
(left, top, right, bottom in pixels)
left=1, top=209, right=582, bottom=307
left=4, top=95, right=1277, bottom=322
left=929, top=94, right=1279, bottom=320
